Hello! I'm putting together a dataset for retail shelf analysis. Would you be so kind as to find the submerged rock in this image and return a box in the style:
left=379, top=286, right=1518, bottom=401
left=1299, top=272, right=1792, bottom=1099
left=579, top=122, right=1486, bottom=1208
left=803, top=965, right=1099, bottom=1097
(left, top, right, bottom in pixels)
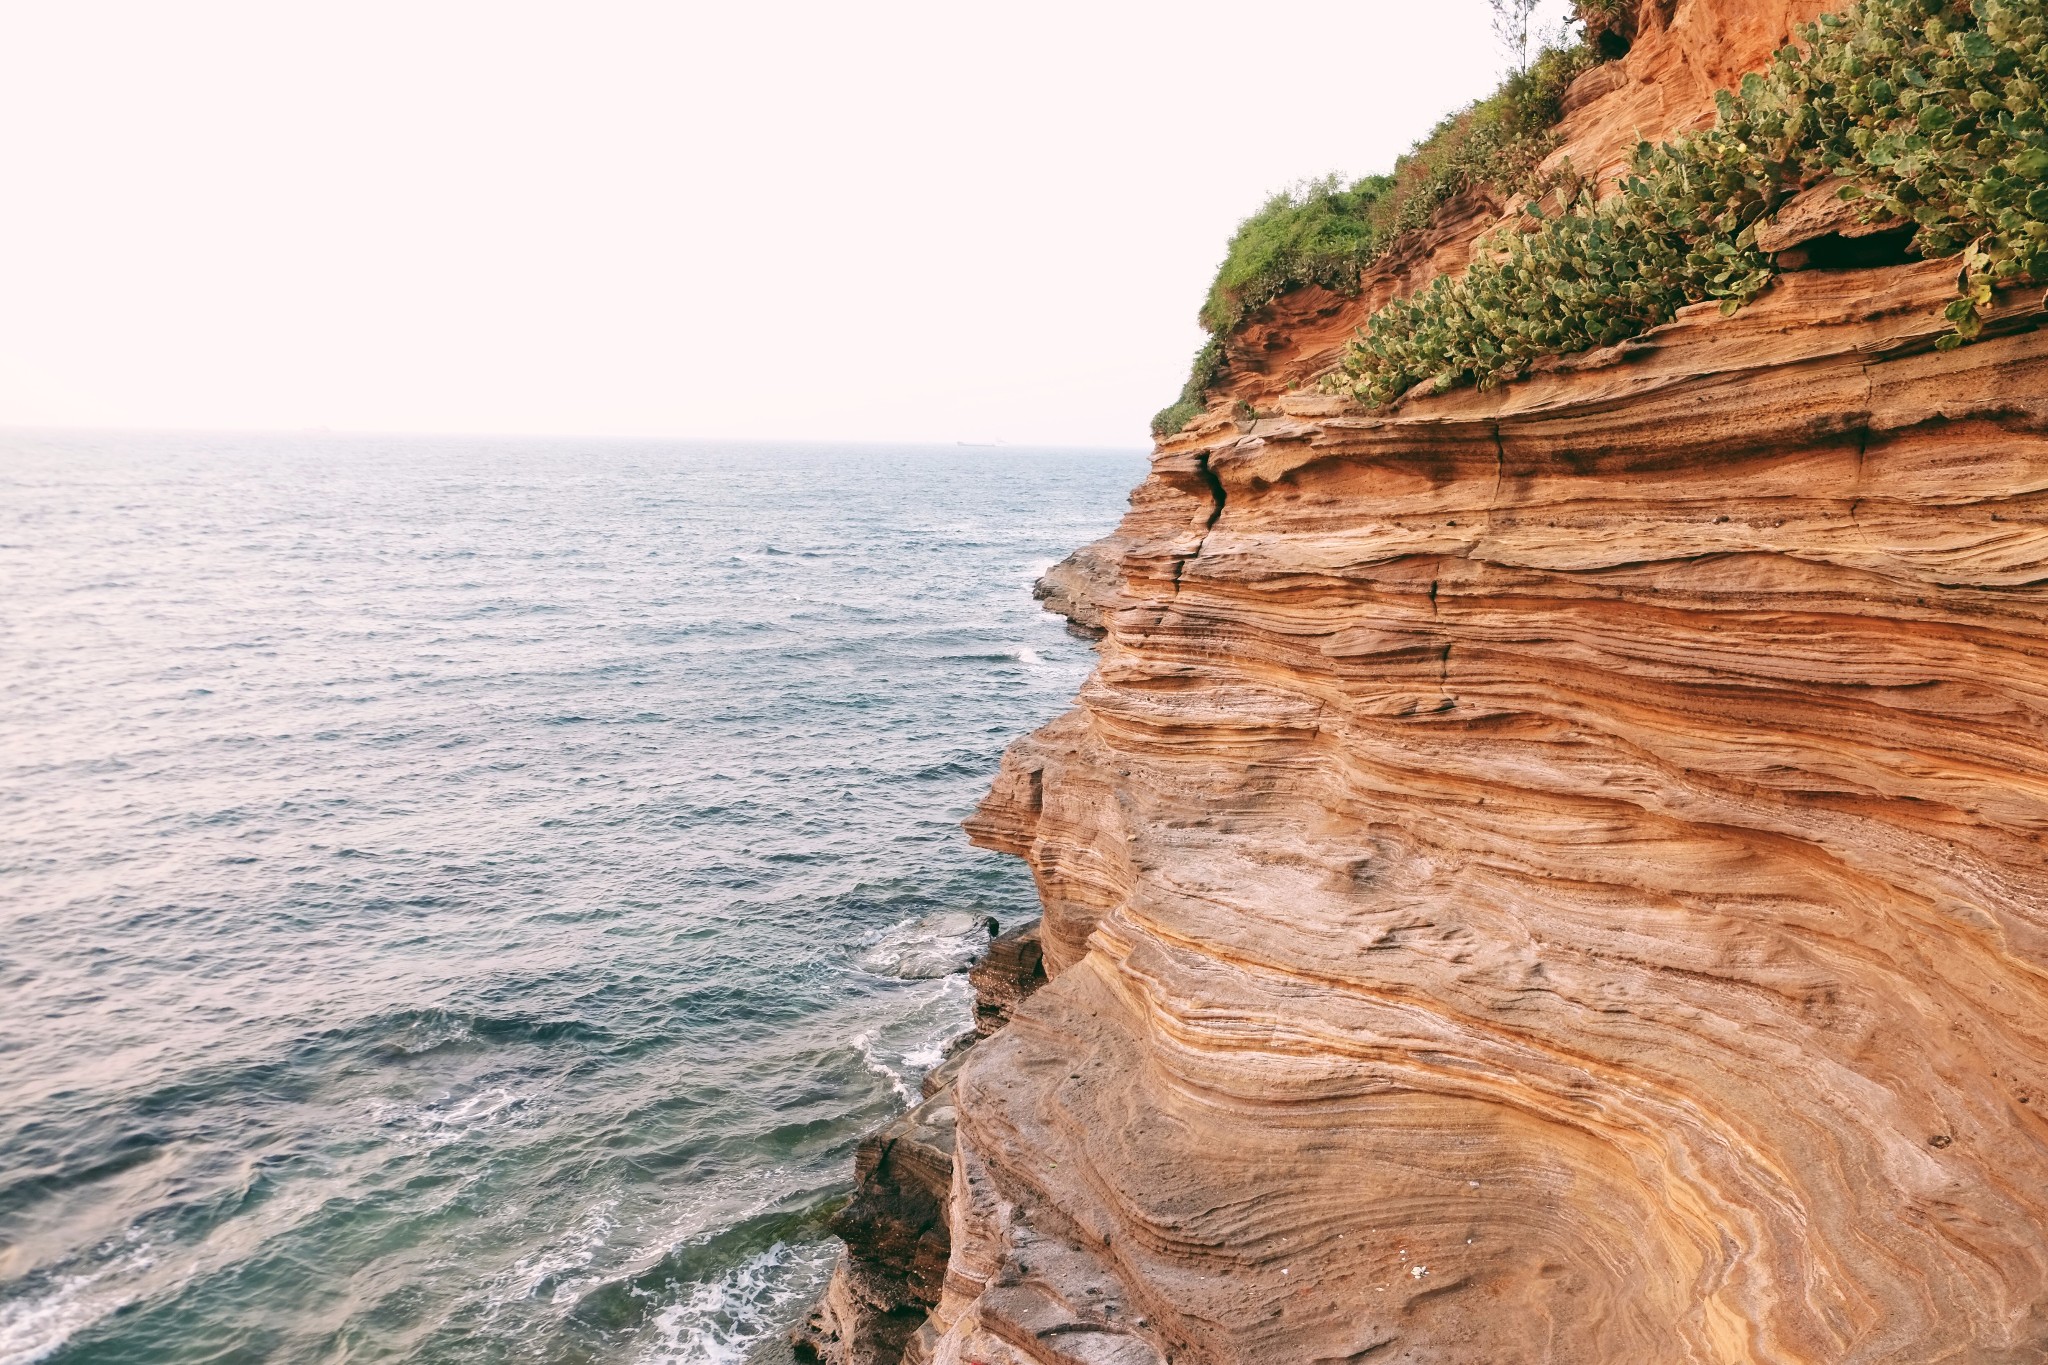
left=855, top=912, right=998, bottom=980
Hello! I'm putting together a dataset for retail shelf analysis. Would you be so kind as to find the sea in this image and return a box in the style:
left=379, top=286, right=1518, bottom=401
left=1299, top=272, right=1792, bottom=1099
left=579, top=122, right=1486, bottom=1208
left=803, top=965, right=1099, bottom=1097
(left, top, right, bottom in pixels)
left=0, top=432, right=1144, bottom=1365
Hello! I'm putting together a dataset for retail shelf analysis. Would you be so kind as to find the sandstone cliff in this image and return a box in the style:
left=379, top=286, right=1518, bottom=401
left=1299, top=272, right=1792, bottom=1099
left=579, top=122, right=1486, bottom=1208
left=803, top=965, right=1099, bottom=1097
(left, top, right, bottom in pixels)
left=814, top=1, right=2048, bottom=1360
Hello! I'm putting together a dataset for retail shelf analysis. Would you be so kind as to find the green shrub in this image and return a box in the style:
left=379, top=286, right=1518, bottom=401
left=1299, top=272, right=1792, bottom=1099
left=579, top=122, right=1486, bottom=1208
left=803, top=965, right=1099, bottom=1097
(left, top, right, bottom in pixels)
left=1150, top=337, right=1225, bottom=438
left=1198, top=175, right=1394, bottom=337
left=1155, top=37, right=1598, bottom=436
left=1148, top=398, right=1207, bottom=438
left=1328, top=0, right=2048, bottom=407
left=1367, top=41, right=1597, bottom=242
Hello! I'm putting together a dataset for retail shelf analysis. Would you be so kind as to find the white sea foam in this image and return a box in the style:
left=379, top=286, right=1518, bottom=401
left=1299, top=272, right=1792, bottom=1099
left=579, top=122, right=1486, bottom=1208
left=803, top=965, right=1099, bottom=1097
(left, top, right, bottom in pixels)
left=370, top=1085, right=532, bottom=1150
left=851, top=975, right=974, bottom=1105
left=637, top=1168, right=807, bottom=1280
left=0, top=1239, right=157, bottom=1365
left=0, top=1274, right=108, bottom=1365
left=900, top=1036, right=949, bottom=1071
left=1015, top=646, right=1043, bottom=665
left=492, top=1196, right=620, bottom=1308
left=382, top=1013, right=476, bottom=1056
left=637, top=1240, right=838, bottom=1365
left=902, top=976, right=973, bottom=1073
left=849, top=1029, right=915, bottom=1105
left=854, top=911, right=994, bottom=981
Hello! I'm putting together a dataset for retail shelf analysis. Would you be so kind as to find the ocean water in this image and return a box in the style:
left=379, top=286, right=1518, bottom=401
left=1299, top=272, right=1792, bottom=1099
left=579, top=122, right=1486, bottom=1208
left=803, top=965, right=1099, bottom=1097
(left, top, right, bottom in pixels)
left=0, top=432, right=1142, bottom=1365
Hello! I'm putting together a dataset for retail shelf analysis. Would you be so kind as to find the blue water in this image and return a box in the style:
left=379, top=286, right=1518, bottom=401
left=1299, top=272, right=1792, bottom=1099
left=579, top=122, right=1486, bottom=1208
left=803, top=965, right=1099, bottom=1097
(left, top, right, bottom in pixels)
left=0, top=433, right=1141, bottom=1365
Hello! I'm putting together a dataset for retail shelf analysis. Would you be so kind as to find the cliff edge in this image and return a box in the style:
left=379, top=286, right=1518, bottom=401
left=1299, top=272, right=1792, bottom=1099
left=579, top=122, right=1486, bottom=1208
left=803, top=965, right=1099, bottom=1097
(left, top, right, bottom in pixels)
left=822, top=0, right=2048, bottom=1359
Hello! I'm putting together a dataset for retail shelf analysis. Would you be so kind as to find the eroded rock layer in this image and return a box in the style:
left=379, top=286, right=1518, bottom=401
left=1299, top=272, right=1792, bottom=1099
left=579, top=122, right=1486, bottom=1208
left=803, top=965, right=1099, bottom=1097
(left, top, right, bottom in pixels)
left=956, top=269, right=2048, bottom=1365
left=933, top=1, right=2048, bottom=1349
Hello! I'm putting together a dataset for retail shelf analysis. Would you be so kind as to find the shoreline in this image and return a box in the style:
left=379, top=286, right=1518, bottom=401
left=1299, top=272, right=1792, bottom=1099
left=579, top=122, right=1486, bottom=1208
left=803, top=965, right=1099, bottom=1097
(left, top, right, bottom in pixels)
left=792, top=921, right=1048, bottom=1364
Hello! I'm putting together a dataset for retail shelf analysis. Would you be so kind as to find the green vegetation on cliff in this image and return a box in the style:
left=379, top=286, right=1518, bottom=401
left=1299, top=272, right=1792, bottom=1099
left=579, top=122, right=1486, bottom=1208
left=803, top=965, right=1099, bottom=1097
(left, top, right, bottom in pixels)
left=1152, top=39, right=1597, bottom=437
left=1330, top=0, right=2048, bottom=407
left=1156, top=0, right=2048, bottom=436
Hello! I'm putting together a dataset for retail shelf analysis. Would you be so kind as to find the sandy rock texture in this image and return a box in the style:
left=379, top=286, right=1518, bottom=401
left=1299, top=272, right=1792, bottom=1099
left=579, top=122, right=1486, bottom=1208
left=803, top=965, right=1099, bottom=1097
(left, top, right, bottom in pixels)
left=1035, top=541, right=1126, bottom=640
left=794, top=1081, right=959, bottom=1365
left=913, top=3, right=2048, bottom=1361
left=970, top=922, right=1050, bottom=1039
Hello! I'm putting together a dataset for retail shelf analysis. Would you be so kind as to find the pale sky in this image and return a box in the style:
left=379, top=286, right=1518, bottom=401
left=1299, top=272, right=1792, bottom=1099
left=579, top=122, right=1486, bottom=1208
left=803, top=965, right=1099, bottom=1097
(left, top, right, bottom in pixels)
left=0, top=2, right=1559, bottom=446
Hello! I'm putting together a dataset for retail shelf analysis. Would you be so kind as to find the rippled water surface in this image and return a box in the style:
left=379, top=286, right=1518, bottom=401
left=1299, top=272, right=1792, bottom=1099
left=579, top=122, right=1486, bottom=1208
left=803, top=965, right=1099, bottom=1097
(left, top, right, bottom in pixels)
left=0, top=432, right=1142, bottom=1365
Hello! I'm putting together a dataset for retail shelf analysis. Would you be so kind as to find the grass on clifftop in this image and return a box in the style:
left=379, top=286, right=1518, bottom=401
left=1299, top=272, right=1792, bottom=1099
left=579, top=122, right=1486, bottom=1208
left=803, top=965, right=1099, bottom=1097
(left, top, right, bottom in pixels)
left=1327, top=0, right=2048, bottom=408
left=1152, top=38, right=1598, bottom=437
left=1196, top=174, right=1395, bottom=337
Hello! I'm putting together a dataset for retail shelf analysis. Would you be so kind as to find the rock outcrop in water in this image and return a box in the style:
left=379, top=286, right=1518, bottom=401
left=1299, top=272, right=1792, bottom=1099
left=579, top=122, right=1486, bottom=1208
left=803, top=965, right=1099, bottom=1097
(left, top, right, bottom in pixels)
left=814, top=2, right=2048, bottom=1360
left=967, top=921, right=1048, bottom=1039
left=1032, top=542, right=1122, bottom=641
left=796, top=924, right=1049, bottom=1365
left=794, top=1076, right=959, bottom=1365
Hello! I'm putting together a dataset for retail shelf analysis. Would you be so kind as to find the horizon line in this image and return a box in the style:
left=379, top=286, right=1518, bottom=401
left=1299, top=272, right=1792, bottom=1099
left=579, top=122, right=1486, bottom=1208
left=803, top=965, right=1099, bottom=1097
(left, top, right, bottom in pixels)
left=0, top=421, right=1151, bottom=454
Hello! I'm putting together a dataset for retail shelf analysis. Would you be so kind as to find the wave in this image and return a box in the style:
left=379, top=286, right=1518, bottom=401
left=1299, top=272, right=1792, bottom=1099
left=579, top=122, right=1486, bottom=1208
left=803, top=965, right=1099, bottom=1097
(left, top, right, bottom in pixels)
left=343, top=1007, right=615, bottom=1059
left=0, top=1237, right=158, bottom=1365
left=368, top=1084, right=534, bottom=1151
left=854, top=911, right=997, bottom=981
left=929, top=645, right=1049, bottom=666
left=848, top=1030, right=915, bottom=1106
left=566, top=1201, right=838, bottom=1337
left=492, top=1197, right=621, bottom=1308
left=637, top=1240, right=837, bottom=1365
left=847, top=975, right=976, bottom=1105
left=0, top=1134, right=166, bottom=1223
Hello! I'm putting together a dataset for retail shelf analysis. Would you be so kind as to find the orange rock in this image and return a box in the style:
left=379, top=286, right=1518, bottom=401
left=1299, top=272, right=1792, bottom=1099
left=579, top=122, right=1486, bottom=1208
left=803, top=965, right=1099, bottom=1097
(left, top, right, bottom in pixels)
left=922, top=4, right=2048, bottom=1359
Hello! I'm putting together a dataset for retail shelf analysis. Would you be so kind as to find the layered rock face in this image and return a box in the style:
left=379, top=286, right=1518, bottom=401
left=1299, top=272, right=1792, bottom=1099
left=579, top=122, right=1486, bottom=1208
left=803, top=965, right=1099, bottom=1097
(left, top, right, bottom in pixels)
left=1034, top=542, right=1122, bottom=641
left=911, top=4, right=2048, bottom=1362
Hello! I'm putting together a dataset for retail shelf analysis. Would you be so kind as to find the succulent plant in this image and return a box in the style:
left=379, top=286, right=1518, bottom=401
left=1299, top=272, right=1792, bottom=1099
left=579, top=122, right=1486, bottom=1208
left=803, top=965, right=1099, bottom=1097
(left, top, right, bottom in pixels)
left=1328, top=0, right=2048, bottom=407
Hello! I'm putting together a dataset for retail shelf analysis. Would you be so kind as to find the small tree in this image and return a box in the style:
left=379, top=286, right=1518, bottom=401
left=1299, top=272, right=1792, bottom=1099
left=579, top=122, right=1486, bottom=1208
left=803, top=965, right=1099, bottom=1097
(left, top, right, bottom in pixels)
left=1487, top=0, right=1543, bottom=72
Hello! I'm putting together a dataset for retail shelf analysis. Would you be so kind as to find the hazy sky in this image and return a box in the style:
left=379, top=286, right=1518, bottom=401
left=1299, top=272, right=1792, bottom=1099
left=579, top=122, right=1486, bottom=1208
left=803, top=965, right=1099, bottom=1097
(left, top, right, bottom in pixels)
left=0, top=2, right=1561, bottom=446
